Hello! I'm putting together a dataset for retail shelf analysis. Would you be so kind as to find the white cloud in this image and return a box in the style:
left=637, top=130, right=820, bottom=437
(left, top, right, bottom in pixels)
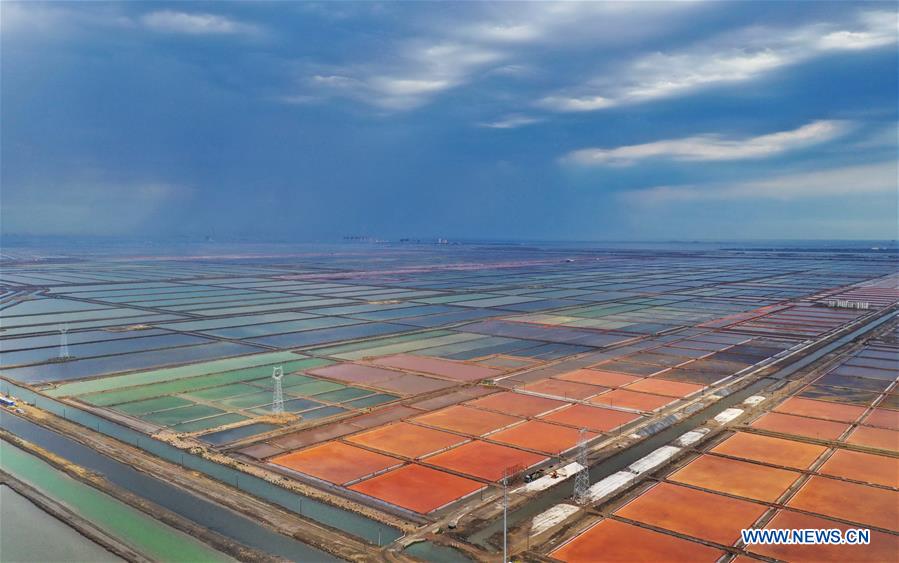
left=453, top=1, right=706, bottom=47
left=565, top=120, right=850, bottom=165
left=371, top=77, right=452, bottom=96
left=0, top=4, right=261, bottom=39
left=285, top=6, right=893, bottom=114
left=622, top=160, right=898, bottom=204
left=817, top=11, right=898, bottom=50
left=621, top=50, right=785, bottom=103
left=305, top=42, right=502, bottom=110
left=289, top=1, right=704, bottom=111
left=141, top=11, right=258, bottom=36
left=478, top=114, right=542, bottom=129
left=540, top=10, right=898, bottom=112
left=312, top=74, right=363, bottom=88
left=539, top=95, right=614, bottom=112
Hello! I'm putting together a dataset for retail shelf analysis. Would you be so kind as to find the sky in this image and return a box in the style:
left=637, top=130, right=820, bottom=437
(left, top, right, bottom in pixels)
left=2, top=1, right=897, bottom=241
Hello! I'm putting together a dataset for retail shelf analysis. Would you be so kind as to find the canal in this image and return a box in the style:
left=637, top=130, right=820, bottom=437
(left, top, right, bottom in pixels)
left=1, top=442, right=231, bottom=562
left=1, top=412, right=337, bottom=562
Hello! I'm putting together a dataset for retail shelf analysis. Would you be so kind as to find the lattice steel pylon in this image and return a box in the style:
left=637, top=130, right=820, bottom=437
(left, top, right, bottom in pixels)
left=573, top=428, right=590, bottom=505
left=502, top=471, right=509, bottom=563
left=59, top=325, right=70, bottom=360
left=271, top=366, right=284, bottom=415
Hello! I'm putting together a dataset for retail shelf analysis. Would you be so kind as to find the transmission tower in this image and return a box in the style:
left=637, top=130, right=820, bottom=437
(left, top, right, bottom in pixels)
left=271, top=366, right=284, bottom=415
left=58, top=325, right=70, bottom=360
left=573, top=428, right=590, bottom=505
left=502, top=471, right=509, bottom=563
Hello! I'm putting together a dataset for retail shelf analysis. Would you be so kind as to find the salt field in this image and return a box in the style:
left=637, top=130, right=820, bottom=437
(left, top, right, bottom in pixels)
left=5, top=0, right=898, bottom=559
left=1, top=242, right=897, bottom=560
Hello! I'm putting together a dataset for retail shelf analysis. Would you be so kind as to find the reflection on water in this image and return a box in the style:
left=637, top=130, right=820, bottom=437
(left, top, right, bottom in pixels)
left=0, top=485, right=123, bottom=563
left=0, top=414, right=338, bottom=561
left=0, top=441, right=232, bottom=562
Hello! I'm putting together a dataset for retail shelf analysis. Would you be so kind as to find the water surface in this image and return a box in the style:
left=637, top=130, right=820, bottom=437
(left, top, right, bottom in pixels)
left=0, top=484, right=123, bottom=563
left=0, top=441, right=232, bottom=562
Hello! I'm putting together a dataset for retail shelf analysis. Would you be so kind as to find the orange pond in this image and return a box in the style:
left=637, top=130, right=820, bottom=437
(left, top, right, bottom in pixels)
left=711, top=432, right=827, bottom=470
left=411, top=405, right=522, bottom=436
left=844, top=425, right=899, bottom=452
left=348, top=464, right=484, bottom=514
left=489, top=420, right=597, bottom=455
left=372, top=373, right=454, bottom=395
left=271, top=442, right=401, bottom=485
left=818, top=448, right=899, bottom=488
left=615, top=482, right=768, bottom=545
left=345, top=422, right=468, bottom=459
left=862, top=407, right=899, bottom=430
left=623, top=378, right=704, bottom=398
left=786, top=476, right=899, bottom=532
left=555, top=369, right=642, bottom=388
left=589, top=389, right=675, bottom=412
left=750, top=412, right=851, bottom=441
left=540, top=403, right=641, bottom=432
left=521, top=378, right=608, bottom=400
left=669, top=454, right=801, bottom=503
left=774, top=397, right=866, bottom=423
left=424, top=440, right=547, bottom=481
left=467, top=391, right=568, bottom=417
left=370, top=354, right=502, bottom=381
left=550, top=519, right=724, bottom=562
left=749, top=510, right=899, bottom=563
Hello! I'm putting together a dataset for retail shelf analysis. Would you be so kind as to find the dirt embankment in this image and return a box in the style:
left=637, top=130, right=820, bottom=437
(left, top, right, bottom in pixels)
left=1, top=429, right=279, bottom=563
left=8, top=407, right=413, bottom=562
left=1, top=473, right=149, bottom=563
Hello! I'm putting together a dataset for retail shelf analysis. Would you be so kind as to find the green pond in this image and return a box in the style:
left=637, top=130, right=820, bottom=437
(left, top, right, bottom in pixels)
left=0, top=440, right=232, bottom=562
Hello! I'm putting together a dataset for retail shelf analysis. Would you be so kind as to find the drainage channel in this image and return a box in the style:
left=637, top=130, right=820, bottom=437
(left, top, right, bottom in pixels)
left=466, top=308, right=898, bottom=548
left=0, top=377, right=402, bottom=547
left=0, top=412, right=338, bottom=562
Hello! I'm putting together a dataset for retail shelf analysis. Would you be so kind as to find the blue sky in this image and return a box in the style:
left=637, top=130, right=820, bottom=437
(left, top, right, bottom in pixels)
left=2, top=1, right=897, bottom=240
